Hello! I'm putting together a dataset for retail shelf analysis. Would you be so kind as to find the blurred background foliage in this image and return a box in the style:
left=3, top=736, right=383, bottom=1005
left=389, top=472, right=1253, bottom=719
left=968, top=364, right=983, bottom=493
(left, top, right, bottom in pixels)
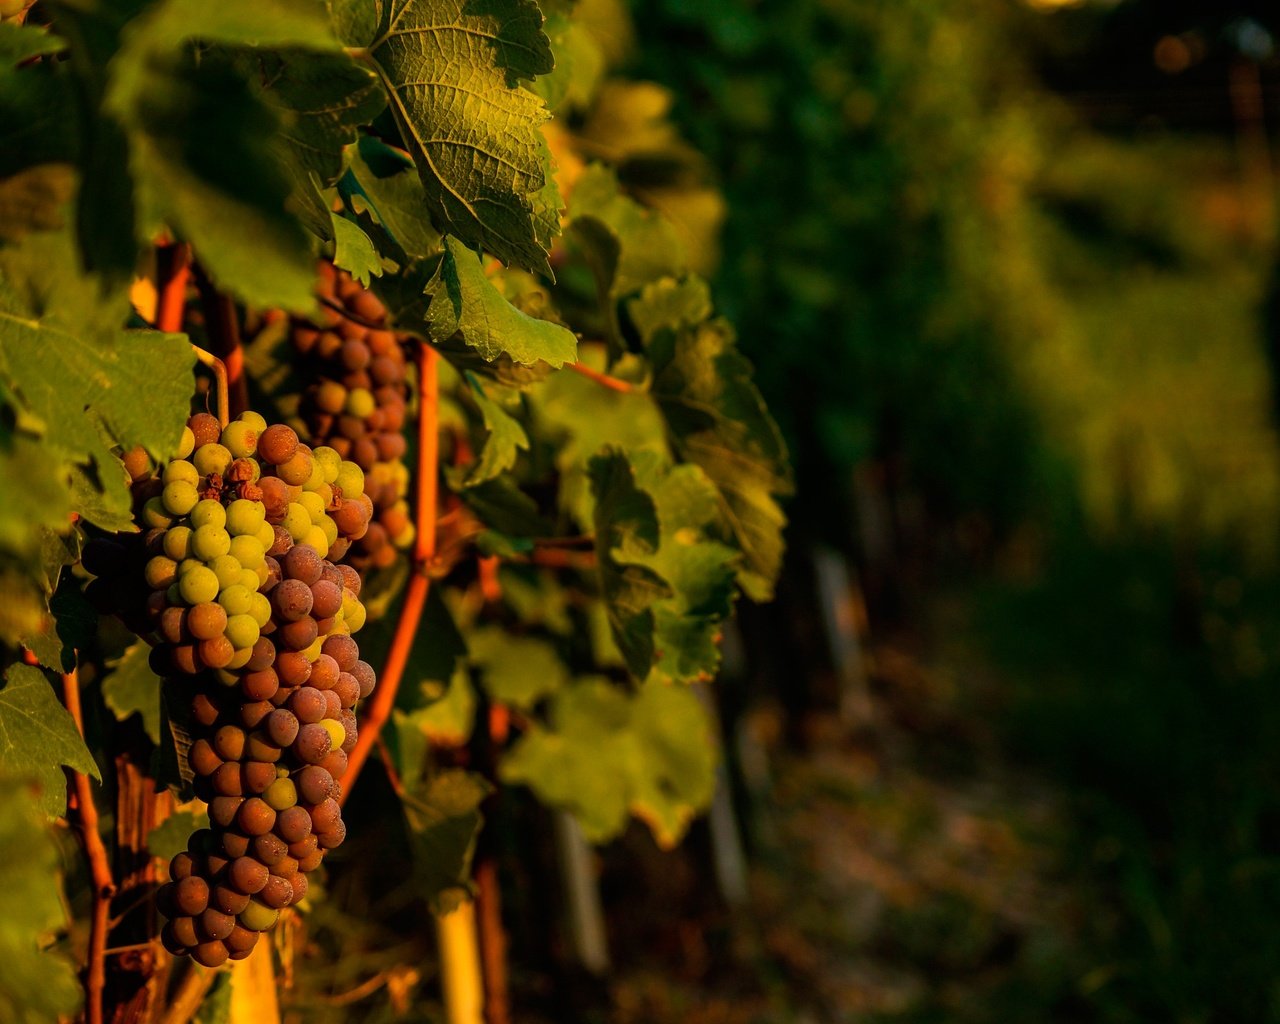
left=551, top=0, right=1280, bottom=1020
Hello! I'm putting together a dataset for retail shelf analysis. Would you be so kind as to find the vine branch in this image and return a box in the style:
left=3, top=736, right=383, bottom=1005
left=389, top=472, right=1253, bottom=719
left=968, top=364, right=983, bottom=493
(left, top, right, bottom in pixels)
left=341, top=342, right=439, bottom=804
left=154, top=244, right=191, bottom=335
left=62, top=663, right=116, bottom=1024
left=192, top=265, right=248, bottom=418
left=567, top=361, right=634, bottom=393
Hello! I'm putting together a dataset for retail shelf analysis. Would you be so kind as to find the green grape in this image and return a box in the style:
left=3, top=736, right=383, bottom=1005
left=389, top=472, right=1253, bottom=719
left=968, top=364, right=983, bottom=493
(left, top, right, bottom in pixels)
left=218, top=584, right=254, bottom=617
left=238, top=411, right=268, bottom=433
left=192, top=524, right=232, bottom=561
left=239, top=568, right=262, bottom=591
left=318, top=718, right=345, bottom=749
left=167, top=583, right=182, bottom=606
left=282, top=503, right=311, bottom=541
left=209, top=554, right=243, bottom=589
left=301, top=458, right=326, bottom=491
left=313, top=447, right=341, bottom=484
left=163, top=460, right=200, bottom=487
left=162, top=481, right=199, bottom=516
left=263, top=777, right=297, bottom=812
left=191, top=500, right=227, bottom=531
left=163, top=526, right=194, bottom=561
left=298, top=492, right=326, bottom=524
left=303, top=635, right=325, bottom=662
left=221, top=421, right=259, bottom=459
left=255, top=563, right=270, bottom=588
left=344, top=599, right=367, bottom=634
left=238, top=899, right=278, bottom=932
left=229, top=535, right=265, bottom=570
left=225, top=614, right=260, bottom=650
left=344, top=388, right=376, bottom=418
left=302, top=526, right=330, bottom=558
left=254, top=521, right=276, bottom=550
left=227, top=646, right=253, bottom=670
left=334, top=462, right=364, bottom=498
left=193, top=443, right=234, bottom=478
left=226, top=499, right=265, bottom=537
left=248, top=592, right=272, bottom=629
left=178, top=565, right=220, bottom=605
left=142, top=497, right=175, bottom=529
left=176, top=425, right=196, bottom=458
left=318, top=516, right=339, bottom=547
left=145, top=556, right=178, bottom=590
left=178, top=557, right=203, bottom=577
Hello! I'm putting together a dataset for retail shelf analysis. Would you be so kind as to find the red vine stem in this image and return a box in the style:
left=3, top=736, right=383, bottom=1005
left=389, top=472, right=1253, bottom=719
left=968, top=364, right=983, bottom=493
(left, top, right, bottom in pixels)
left=341, top=342, right=439, bottom=805
left=154, top=244, right=191, bottom=335
left=567, top=361, right=633, bottom=393
left=192, top=265, right=248, bottom=418
left=188, top=347, right=230, bottom=429
left=62, top=664, right=117, bottom=1024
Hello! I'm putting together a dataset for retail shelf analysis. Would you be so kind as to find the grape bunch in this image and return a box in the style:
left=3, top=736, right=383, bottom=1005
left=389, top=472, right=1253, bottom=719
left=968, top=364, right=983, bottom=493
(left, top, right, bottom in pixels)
left=290, top=264, right=412, bottom=571
left=85, top=412, right=380, bottom=966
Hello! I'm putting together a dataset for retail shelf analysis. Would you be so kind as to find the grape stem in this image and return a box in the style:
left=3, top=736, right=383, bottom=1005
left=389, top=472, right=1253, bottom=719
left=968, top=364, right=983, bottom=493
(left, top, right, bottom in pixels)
left=61, top=662, right=117, bottom=1024
left=341, top=342, right=440, bottom=805
left=567, top=360, right=634, bottom=393
left=192, top=265, right=249, bottom=418
left=188, top=346, right=230, bottom=428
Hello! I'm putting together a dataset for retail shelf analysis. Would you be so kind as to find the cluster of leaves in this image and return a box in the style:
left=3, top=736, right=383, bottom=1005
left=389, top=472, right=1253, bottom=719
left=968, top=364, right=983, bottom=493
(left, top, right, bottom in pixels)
left=0, top=0, right=789, bottom=1014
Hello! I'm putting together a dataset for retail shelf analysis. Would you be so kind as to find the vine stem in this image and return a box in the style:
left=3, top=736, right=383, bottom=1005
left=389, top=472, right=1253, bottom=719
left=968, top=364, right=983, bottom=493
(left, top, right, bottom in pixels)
left=341, top=342, right=439, bottom=805
left=567, top=361, right=633, bottom=393
left=192, top=266, right=248, bottom=418
left=154, top=244, right=191, bottom=335
left=188, top=346, right=230, bottom=428
left=62, top=663, right=117, bottom=1024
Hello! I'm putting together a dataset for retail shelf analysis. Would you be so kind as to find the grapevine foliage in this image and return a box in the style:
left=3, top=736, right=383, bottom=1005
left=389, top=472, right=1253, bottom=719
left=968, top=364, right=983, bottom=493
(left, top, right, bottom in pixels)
left=0, top=0, right=790, bottom=1016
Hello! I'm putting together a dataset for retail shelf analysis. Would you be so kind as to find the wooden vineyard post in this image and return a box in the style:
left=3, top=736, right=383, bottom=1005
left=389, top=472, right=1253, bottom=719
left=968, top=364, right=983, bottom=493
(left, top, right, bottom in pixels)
left=553, top=812, right=609, bottom=975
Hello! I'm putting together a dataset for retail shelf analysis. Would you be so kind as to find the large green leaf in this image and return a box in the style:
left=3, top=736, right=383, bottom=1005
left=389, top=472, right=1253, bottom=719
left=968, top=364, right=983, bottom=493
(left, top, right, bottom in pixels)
left=334, top=0, right=558, bottom=273
left=101, top=641, right=162, bottom=745
left=257, top=49, right=384, bottom=238
left=645, top=314, right=791, bottom=600
left=500, top=677, right=717, bottom=847
left=104, top=0, right=343, bottom=310
left=426, top=235, right=577, bottom=367
left=0, top=664, right=99, bottom=817
left=0, top=780, right=82, bottom=1024
left=588, top=449, right=671, bottom=680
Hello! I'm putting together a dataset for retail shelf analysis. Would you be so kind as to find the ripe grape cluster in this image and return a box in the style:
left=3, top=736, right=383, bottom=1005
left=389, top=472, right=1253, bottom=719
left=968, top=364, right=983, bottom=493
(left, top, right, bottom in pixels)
left=86, top=412, right=381, bottom=966
left=290, top=264, right=412, bottom=571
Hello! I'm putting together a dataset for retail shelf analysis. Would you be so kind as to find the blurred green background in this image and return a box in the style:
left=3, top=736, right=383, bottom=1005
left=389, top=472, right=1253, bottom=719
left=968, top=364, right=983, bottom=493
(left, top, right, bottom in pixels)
left=589, top=0, right=1280, bottom=1019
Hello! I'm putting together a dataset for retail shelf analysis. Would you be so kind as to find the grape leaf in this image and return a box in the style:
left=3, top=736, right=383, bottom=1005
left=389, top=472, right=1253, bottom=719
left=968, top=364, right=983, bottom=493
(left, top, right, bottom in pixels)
left=0, top=230, right=195, bottom=466
left=104, top=0, right=343, bottom=311
left=646, top=317, right=792, bottom=601
left=257, top=50, right=384, bottom=238
left=401, top=768, right=490, bottom=912
left=499, top=677, right=716, bottom=846
left=426, top=236, right=577, bottom=367
left=530, top=349, right=667, bottom=527
left=0, top=165, right=75, bottom=244
left=569, top=164, right=684, bottom=300
left=0, top=780, right=82, bottom=1024
left=532, top=13, right=604, bottom=114
left=460, top=374, right=528, bottom=487
left=0, top=429, right=71, bottom=554
left=630, top=456, right=738, bottom=684
left=466, top=626, right=567, bottom=710
left=0, top=23, right=66, bottom=65
left=336, top=0, right=557, bottom=273
left=330, top=213, right=383, bottom=287
left=342, top=138, right=444, bottom=264
left=22, top=565, right=95, bottom=676
left=588, top=449, right=672, bottom=680
left=101, top=641, right=162, bottom=745
left=0, top=664, right=99, bottom=817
